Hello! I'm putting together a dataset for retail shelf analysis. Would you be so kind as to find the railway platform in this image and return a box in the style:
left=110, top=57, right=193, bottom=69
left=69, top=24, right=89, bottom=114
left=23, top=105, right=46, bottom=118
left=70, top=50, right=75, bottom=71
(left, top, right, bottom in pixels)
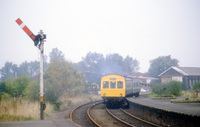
left=0, top=119, right=80, bottom=127
left=127, top=97, right=200, bottom=126
left=127, top=97, right=200, bottom=116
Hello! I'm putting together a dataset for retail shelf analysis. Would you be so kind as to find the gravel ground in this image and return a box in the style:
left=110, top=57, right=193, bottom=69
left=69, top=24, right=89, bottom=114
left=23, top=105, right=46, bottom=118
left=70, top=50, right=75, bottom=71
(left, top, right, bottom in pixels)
left=90, top=103, right=127, bottom=127
left=46, top=106, right=75, bottom=120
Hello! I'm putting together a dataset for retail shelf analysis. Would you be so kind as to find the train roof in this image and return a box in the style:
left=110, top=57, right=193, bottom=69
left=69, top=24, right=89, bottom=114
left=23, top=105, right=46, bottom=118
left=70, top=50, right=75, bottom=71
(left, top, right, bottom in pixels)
left=101, top=74, right=140, bottom=80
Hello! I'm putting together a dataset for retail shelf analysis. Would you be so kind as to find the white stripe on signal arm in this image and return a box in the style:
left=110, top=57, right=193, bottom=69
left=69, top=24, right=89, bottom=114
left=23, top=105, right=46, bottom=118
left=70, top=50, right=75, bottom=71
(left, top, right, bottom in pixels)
left=19, top=23, right=25, bottom=29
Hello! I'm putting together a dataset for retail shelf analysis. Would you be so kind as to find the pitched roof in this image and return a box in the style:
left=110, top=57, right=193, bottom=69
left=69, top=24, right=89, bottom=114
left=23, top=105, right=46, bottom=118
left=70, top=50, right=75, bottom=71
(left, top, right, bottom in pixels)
left=176, top=67, right=200, bottom=76
left=158, top=66, right=200, bottom=77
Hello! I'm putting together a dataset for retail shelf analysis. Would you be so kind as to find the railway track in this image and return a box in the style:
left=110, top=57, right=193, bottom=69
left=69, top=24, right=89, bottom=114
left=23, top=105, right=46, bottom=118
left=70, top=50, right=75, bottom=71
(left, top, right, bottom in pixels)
left=70, top=100, right=102, bottom=127
left=70, top=100, right=161, bottom=127
left=106, top=108, right=161, bottom=127
left=88, top=102, right=128, bottom=127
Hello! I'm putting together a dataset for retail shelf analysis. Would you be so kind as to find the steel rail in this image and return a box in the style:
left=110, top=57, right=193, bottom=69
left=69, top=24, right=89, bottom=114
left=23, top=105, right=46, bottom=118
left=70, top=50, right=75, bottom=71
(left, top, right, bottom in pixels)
left=120, top=108, right=161, bottom=127
left=69, top=100, right=102, bottom=122
left=87, top=101, right=102, bottom=127
left=106, top=108, right=136, bottom=127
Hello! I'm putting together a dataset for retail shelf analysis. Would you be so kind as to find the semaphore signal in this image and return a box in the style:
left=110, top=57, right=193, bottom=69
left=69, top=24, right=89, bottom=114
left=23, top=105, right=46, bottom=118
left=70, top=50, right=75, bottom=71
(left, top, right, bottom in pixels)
left=15, top=18, right=46, bottom=47
left=15, top=18, right=46, bottom=120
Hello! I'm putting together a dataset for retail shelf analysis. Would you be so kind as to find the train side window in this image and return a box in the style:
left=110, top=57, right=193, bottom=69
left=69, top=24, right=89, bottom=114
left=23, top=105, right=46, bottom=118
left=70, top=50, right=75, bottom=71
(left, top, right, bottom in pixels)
left=103, top=81, right=109, bottom=89
left=117, top=81, right=123, bottom=89
left=110, top=81, right=116, bottom=89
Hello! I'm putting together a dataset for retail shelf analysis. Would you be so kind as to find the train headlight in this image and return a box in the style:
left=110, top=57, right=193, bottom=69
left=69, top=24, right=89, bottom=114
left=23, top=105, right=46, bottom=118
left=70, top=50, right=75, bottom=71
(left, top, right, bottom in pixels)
left=103, top=93, right=106, bottom=96
left=120, top=93, right=122, bottom=96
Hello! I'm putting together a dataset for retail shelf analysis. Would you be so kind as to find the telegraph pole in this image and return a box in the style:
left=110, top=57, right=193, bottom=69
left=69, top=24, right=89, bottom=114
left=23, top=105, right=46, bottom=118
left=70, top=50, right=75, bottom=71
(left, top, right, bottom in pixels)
left=16, top=18, right=46, bottom=120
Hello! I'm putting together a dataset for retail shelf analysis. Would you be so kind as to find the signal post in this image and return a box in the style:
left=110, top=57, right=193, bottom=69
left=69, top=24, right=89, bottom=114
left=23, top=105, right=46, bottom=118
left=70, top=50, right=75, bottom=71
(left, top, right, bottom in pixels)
left=16, top=18, right=46, bottom=120
left=39, top=30, right=45, bottom=120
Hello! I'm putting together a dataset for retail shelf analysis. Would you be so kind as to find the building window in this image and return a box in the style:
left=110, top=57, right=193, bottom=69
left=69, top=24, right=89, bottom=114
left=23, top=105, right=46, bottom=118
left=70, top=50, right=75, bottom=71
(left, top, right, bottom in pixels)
left=172, top=76, right=183, bottom=82
left=189, top=80, right=192, bottom=88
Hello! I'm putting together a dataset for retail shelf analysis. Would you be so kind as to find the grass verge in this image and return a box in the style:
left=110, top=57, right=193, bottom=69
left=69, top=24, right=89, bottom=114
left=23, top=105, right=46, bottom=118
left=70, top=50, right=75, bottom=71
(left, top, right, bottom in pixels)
left=0, top=99, right=54, bottom=122
left=0, top=115, right=34, bottom=122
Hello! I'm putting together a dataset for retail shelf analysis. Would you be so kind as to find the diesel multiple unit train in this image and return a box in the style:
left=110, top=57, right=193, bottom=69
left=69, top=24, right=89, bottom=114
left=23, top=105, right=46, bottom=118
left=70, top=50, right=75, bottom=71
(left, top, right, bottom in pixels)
left=100, top=74, right=141, bottom=107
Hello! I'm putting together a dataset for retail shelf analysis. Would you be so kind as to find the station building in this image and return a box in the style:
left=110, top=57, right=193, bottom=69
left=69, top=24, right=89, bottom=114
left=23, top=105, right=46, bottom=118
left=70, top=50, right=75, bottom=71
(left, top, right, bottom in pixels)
left=158, top=66, right=200, bottom=89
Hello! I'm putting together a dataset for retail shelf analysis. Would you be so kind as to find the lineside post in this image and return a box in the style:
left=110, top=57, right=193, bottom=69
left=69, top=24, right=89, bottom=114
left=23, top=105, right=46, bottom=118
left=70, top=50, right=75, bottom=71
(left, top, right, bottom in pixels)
left=39, top=30, right=44, bottom=120
left=15, top=18, right=46, bottom=120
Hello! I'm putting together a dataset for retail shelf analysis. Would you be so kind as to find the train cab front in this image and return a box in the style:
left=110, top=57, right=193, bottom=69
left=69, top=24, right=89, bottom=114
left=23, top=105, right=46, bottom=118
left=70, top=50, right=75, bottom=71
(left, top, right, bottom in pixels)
left=101, top=91, right=126, bottom=108
left=100, top=75, right=126, bottom=108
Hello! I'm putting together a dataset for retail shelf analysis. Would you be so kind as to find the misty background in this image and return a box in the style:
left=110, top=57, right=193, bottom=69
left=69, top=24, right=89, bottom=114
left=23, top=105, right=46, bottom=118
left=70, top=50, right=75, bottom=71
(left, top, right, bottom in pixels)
left=0, top=0, right=200, bottom=73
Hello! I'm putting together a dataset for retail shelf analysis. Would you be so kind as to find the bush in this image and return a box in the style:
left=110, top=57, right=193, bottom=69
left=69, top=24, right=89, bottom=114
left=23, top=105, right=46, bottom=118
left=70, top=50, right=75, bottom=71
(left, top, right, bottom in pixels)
left=1, top=93, right=11, bottom=100
left=151, top=83, right=161, bottom=95
left=23, top=80, right=39, bottom=101
left=193, top=82, right=200, bottom=98
left=168, top=81, right=182, bottom=96
left=151, top=83, right=170, bottom=96
left=193, top=82, right=200, bottom=90
left=151, top=81, right=182, bottom=97
left=181, top=82, right=187, bottom=90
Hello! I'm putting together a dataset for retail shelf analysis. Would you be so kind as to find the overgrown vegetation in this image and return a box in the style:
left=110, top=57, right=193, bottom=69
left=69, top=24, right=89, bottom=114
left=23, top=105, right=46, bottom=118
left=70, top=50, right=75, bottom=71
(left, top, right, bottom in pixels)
left=193, top=82, right=200, bottom=98
left=0, top=76, right=38, bottom=100
left=0, top=98, right=54, bottom=122
left=0, top=48, right=87, bottom=121
left=150, top=81, right=182, bottom=97
left=44, top=48, right=85, bottom=110
left=0, top=115, right=34, bottom=122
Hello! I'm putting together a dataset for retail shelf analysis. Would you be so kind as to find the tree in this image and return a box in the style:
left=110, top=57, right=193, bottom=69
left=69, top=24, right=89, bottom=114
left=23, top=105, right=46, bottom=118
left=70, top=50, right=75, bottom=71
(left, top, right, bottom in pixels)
left=76, top=52, right=140, bottom=84
left=49, top=48, right=65, bottom=63
left=4, top=78, right=17, bottom=97
left=0, top=81, right=6, bottom=93
left=0, top=81, right=6, bottom=99
left=0, top=62, right=18, bottom=81
left=148, top=55, right=179, bottom=78
left=3, top=76, right=30, bottom=98
left=18, top=61, right=40, bottom=78
left=104, top=53, right=124, bottom=74
left=14, top=76, right=30, bottom=97
left=101, top=53, right=139, bottom=74
left=44, top=48, right=84, bottom=108
left=23, top=80, right=39, bottom=101
left=0, top=59, right=48, bottom=81
left=78, top=52, right=104, bottom=73
left=0, top=76, right=39, bottom=100
left=76, top=52, right=104, bottom=83
left=123, top=55, right=139, bottom=73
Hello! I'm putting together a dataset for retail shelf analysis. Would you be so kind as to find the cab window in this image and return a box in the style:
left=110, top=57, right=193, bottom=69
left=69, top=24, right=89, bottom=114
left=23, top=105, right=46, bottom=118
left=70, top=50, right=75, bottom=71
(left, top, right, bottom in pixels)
left=110, top=81, right=116, bottom=89
left=103, top=81, right=109, bottom=88
left=117, top=81, right=123, bottom=89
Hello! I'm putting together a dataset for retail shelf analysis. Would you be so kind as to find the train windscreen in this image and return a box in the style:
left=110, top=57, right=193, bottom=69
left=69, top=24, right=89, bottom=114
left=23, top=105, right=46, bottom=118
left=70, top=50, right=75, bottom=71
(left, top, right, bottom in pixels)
left=110, top=81, right=116, bottom=89
left=117, top=81, right=123, bottom=89
left=103, top=81, right=109, bottom=88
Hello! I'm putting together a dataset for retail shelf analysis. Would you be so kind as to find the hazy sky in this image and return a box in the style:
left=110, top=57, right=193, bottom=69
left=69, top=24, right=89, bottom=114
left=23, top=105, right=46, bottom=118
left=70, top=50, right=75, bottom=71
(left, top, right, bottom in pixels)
left=0, top=0, right=200, bottom=72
